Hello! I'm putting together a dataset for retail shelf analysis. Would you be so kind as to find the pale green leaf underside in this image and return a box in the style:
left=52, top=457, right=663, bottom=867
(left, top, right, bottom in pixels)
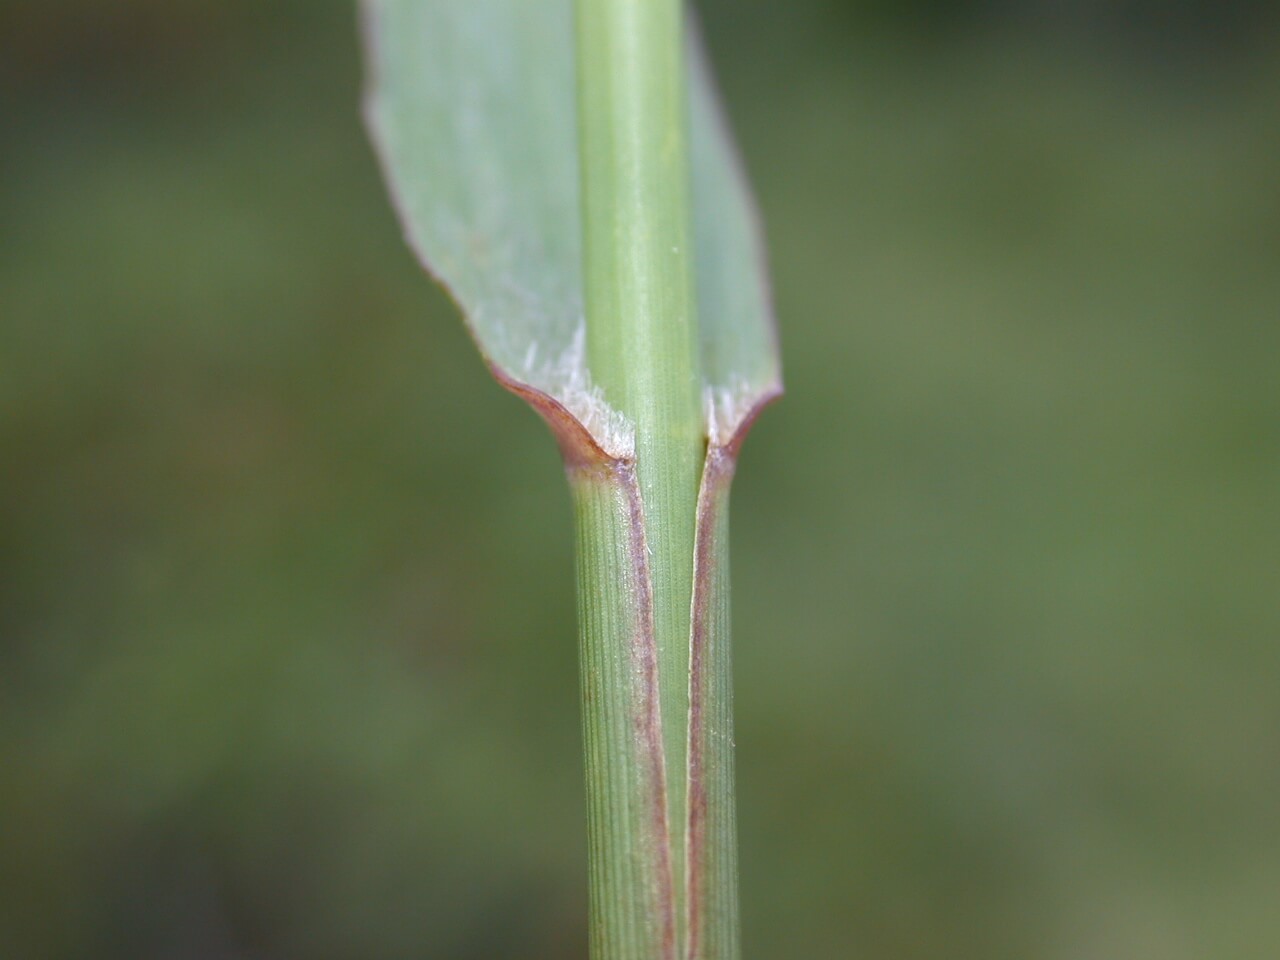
left=362, top=0, right=779, bottom=454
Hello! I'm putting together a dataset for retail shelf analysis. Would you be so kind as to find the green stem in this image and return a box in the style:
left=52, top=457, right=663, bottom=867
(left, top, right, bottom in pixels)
left=574, top=0, right=704, bottom=955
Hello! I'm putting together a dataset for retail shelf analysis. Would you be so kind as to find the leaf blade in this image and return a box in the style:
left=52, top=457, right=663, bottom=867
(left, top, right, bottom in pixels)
left=361, top=0, right=779, bottom=451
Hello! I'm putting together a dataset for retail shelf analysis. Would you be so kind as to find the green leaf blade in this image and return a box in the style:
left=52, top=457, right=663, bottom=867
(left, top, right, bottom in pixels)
left=362, top=0, right=779, bottom=452
left=688, top=34, right=783, bottom=447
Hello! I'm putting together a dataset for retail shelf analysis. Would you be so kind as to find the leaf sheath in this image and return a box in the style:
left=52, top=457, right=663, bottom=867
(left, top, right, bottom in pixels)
left=684, top=448, right=740, bottom=960
left=571, top=457, right=677, bottom=960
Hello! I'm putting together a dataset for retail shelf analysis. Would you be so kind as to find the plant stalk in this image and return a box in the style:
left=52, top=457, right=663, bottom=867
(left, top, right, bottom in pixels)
left=572, top=0, right=709, bottom=957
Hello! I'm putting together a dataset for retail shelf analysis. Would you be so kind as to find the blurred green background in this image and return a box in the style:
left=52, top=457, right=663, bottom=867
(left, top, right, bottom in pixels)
left=3, top=1, right=1279, bottom=957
